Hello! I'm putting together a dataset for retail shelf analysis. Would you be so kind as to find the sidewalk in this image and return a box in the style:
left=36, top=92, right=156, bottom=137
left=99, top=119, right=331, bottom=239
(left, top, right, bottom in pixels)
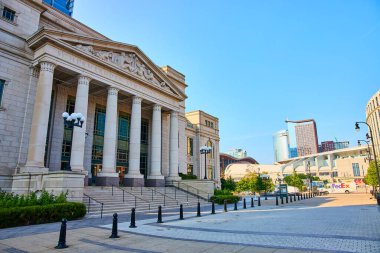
left=0, top=193, right=378, bottom=253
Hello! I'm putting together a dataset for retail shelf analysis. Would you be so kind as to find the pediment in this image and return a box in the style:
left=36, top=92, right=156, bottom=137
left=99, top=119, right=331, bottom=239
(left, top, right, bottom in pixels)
left=27, top=28, right=186, bottom=100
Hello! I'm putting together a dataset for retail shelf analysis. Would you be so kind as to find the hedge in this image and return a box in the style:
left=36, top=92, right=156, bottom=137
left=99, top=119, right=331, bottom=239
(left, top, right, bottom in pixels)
left=210, top=195, right=240, bottom=204
left=0, top=202, right=86, bottom=228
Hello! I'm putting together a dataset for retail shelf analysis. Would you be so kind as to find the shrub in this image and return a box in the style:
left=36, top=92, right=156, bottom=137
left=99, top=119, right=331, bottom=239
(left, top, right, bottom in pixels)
left=214, top=189, right=233, bottom=196
left=179, top=173, right=197, bottom=180
left=0, top=190, right=67, bottom=208
left=0, top=202, right=86, bottom=228
left=210, top=195, right=240, bottom=204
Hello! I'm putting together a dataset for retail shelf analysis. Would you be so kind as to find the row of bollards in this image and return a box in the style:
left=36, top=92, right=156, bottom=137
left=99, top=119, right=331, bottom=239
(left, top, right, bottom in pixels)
left=55, top=192, right=316, bottom=249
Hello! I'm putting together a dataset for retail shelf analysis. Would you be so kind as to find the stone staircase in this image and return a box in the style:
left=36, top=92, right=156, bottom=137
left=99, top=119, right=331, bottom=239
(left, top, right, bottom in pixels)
left=83, top=186, right=210, bottom=217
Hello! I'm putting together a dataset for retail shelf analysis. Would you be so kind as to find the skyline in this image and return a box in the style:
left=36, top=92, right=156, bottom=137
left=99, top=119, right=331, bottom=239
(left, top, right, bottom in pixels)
left=73, top=0, right=380, bottom=164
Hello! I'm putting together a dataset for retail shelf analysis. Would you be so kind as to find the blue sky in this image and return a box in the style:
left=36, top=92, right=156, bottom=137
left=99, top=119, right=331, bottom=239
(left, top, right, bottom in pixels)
left=74, top=0, right=380, bottom=164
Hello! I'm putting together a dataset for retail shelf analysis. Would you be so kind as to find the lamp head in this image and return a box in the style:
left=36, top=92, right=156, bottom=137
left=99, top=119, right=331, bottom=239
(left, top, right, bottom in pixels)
left=62, top=112, right=69, bottom=119
left=357, top=140, right=361, bottom=146
left=355, top=122, right=360, bottom=132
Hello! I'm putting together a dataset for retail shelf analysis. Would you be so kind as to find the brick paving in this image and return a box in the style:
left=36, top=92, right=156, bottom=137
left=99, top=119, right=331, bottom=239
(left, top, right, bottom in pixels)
left=0, top=193, right=378, bottom=253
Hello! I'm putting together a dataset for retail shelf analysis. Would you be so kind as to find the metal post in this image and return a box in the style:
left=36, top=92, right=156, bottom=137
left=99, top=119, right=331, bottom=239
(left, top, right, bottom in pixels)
left=87, top=197, right=90, bottom=214
left=290, top=195, right=293, bottom=203
left=281, top=196, right=284, bottom=205
left=224, top=199, right=227, bottom=212
left=276, top=195, right=278, bottom=206
left=234, top=200, right=238, bottom=210
left=294, top=194, right=296, bottom=202
left=112, top=185, right=113, bottom=196
left=197, top=202, right=201, bottom=217
left=164, top=195, right=166, bottom=206
left=55, top=219, right=68, bottom=249
left=243, top=198, right=246, bottom=209
left=152, top=190, right=153, bottom=201
left=175, top=188, right=177, bottom=199
left=251, top=197, right=254, bottom=207
left=211, top=201, right=215, bottom=214
left=134, top=196, right=137, bottom=208
left=286, top=195, right=288, bottom=204
left=258, top=197, right=261, bottom=206
left=129, top=208, right=137, bottom=228
left=157, top=205, right=163, bottom=223
left=180, top=204, right=184, bottom=220
left=297, top=195, right=300, bottom=201
left=101, top=203, right=103, bottom=219
left=141, top=186, right=142, bottom=195
left=123, top=190, right=124, bottom=202
left=109, top=213, right=119, bottom=238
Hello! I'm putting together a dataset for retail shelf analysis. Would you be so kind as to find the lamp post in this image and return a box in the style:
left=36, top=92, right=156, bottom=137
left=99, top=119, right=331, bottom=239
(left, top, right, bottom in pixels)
left=358, top=139, right=372, bottom=162
left=306, top=161, right=312, bottom=196
left=200, top=146, right=212, bottom=180
left=355, top=122, right=380, bottom=205
left=62, top=112, right=85, bottom=128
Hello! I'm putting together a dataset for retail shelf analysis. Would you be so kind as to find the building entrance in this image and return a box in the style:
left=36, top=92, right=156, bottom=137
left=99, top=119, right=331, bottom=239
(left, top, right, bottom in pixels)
left=116, top=166, right=126, bottom=186
left=91, top=164, right=102, bottom=185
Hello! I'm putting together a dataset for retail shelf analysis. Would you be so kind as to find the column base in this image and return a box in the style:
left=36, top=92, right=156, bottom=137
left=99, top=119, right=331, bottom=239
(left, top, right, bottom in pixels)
left=20, top=165, right=49, bottom=174
left=146, top=176, right=165, bottom=187
left=124, top=175, right=144, bottom=187
left=166, top=176, right=182, bottom=182
left=96, top=172, right=119, bottom=186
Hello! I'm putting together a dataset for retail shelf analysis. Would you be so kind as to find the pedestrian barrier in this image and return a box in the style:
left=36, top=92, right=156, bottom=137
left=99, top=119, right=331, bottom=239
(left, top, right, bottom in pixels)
left=55, top=218, right=68, bottom=249
left=110, top=213, right=119, bottom=238
left=157, top=205, right=163, bottom=223
left=129, top=208, right=136, bottom=228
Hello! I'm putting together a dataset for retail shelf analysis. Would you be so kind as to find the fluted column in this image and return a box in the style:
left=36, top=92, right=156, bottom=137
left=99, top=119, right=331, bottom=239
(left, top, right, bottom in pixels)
left=147, top=104, right=164, bottom=186
left=22, top=61, right=56, bottom=173
left=97, top=87, right=119, bottom=186
left=70, top=75, right=91, bottom=172
left=124, top=96, right=144, bottom=186
left=167, top=111, right=181, bottom=181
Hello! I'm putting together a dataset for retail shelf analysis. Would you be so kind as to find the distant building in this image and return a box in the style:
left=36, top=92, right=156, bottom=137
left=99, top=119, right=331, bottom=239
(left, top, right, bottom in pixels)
left=219, top=153, right=258, bottom=179
left=289, top=147, right=298, bottom=158
left=321, top=141, right=335, bottom=152
left=294, top=121, right=318, bottom=156
left=366, top=89, right=380, bottom=159
left=225, top=148, right=248, bottom=159
left=43, top=0, right=74, bottom=16
left=273, top=130, right=289, bottom=162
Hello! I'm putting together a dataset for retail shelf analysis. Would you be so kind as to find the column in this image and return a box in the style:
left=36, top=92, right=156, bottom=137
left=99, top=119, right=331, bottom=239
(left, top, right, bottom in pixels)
left=147, top=104, right=164, bottom=186
left=124, top=96, right=144, bottom=186
left=167, top=111, right=181, bottom=181
left=97, top=87, right=119, bottom=186
left=70, top=75, right=91, bottom=172
left=22, top=61, right=56, bottom=173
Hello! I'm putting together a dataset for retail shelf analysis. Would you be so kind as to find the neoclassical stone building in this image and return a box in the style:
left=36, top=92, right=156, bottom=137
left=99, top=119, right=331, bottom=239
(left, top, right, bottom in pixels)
left=0, top=0, right=220, bottom=197
left=366, top=89, right=380, bottom=159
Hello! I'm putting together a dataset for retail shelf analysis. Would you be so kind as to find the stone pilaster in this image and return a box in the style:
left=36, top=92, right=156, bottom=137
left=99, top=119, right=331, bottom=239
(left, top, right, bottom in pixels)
left=97, top=87, right=119, bottom=186
left=22, top=61, right=56, bottom=173
left=167, top=110, right=181, bottom=181
left=146, top=104, right=164, bottom=186
left=70, top=75, right=91, bottom=172
left=124, top=96, right=144, bottom=186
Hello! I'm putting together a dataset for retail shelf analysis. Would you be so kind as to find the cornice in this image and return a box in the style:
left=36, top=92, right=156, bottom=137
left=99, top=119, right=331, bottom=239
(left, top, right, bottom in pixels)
left=26, top=28, right=187, bottom=100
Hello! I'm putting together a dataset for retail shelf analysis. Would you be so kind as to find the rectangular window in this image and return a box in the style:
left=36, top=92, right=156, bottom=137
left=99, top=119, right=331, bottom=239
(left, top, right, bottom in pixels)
left=0, top=79, right=4, bottom=106
left=118, top=114, right=130, bottom=141
left=94, top=106, right=106, bottom=136
left=187, top=137, right=193, bottom=156
left=2, top=7, right=16, bottom=22
left=141, top=121, right=149, bottom=145
left=187, top=164, right=193, bottom=175
left=61, top=96, right=75, bottom=168
left=352, top=163, right=360, bottom=177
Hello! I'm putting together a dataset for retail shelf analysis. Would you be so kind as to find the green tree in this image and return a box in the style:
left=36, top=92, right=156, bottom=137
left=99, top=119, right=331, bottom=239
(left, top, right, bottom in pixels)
left=221, top=176, right=237, bottom=191
left=364, top=161, right=379, bottom=190
left=284, top=170, right=304, bottom=191
left=236, top=172, right=258, bottom=193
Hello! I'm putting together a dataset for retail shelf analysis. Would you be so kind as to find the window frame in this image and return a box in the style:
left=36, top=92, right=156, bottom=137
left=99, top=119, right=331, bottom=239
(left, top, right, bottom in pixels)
left=1, top=5, right=17, bottom=24
left=0, top=78, right=10, bottom=110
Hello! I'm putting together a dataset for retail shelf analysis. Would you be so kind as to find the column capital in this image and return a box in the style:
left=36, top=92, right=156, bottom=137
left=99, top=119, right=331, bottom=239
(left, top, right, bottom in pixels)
left=78, top=75, right=92, bottom=85
left=107, top=86, right=119, bottom=95
left=29, top=66, right=40, bottom=78
left=132, top=96, right=142, bottom=104
left=153, top=104, right=162, bottom=111
left=39, top=61, right=56, bottom=73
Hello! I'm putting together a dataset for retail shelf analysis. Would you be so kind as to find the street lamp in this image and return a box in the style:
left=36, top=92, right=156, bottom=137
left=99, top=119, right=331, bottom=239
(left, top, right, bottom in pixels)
left=306, top=161, right=312, bottom=196
left=200, top=145, right=212, bottom=180
left=62, top=112, right=85, bottom=128
left=355, top=121, right=380, bottom=205
left=358, top=139, right=372, bottom=162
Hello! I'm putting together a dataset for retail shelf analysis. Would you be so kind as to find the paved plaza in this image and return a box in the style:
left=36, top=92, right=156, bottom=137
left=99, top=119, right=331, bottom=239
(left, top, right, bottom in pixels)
left=0, top=194, right=379, bottom=253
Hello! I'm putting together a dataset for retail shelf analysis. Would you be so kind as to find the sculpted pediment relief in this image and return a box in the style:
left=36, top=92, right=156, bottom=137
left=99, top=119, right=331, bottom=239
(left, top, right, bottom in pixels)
left=75, top=44, right=176, bottom=95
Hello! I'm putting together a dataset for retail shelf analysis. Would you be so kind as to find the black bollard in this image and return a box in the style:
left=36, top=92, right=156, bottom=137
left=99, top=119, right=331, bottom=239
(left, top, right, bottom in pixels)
left=129, top=208, right=137, bottom=228
left=258, top=197, right=261, bottom=206
left=251, top=197, right=254, bottom=207
left=294, top=195, right=296, bottom=202
left=281, top=196, right=284, bottom=205
left=55, top=218, right=68, bottom=249
left=290, top=195, right=293, bottom=202
left=298, top=195, right=300, bottom=201
left=224, top=199, right=228, bottom=212
left=286, top=195, right=289, bottom=204
left=157, top=205, right=163, bottom=223
left=197, top=202, right=201, bottom=217
left=211, top=201, right=215, bottom=214
left=243, top=198, right=247, bottom=209
left=109, top=213, right=120, bottom=238
left=234, top=200, right=238, bottom=210
left=179, top=204, right=184, bottom=220
left=276, top=195, right=279, bottom=206
left=301, top=194, right=303, bottom=200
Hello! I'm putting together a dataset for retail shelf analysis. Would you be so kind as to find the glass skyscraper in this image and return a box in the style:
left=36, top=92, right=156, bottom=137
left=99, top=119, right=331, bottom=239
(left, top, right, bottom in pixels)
left=43, top=0, right=74, bottom=16
left=273, top=130, right=290, bottom=162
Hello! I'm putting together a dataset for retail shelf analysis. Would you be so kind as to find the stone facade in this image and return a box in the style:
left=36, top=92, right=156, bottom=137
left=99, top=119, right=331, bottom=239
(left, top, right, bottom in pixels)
left=0, top=0, right=221, bottom=196
left=365, top=89, right=380, bottom=159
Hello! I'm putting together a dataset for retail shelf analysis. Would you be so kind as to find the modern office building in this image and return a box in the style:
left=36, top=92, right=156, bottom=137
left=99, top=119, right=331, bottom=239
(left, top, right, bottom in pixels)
left=321, top=141, right=335, bottom=152
left=185, top=111, right=220, bottom=184
left=273, top=130, right=289, bottom=162
left=42, top=0, right=74, bottom=16
left=366, top=89, right=380, bottom=159
left=294, top=120, right=318, bottom=156
left=225, top=148, right=247, bottom=159
left=0, top=0, right=220, bottom=198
